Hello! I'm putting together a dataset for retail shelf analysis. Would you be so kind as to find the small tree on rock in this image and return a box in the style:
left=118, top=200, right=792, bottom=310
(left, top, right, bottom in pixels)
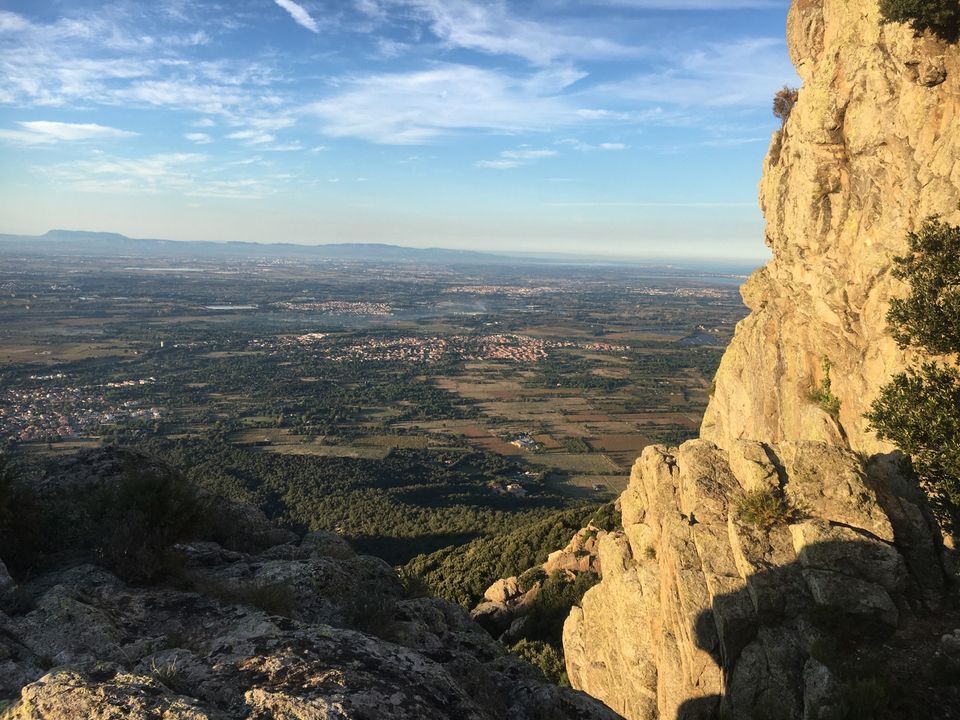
left=866, top=218, right=960, bottom=522
left=879, top=0, right=960, bottom=42
left=773, top=86, right=799, bottom=127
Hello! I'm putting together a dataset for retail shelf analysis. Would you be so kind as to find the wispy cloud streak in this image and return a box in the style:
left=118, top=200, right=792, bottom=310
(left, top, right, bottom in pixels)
left=274, top=0, right=320, bottom=33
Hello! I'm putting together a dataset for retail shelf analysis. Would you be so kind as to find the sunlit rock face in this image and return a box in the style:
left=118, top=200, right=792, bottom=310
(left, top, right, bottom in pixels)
left=703, top=0, right=960, bottom=454
left=563, top=0, right=960, bottom=716
left=563, top=440, right=945, bottom=719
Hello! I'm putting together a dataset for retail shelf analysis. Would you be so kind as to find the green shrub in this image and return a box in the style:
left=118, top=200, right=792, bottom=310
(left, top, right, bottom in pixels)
left=87, top=462, right=203, bottom=583
left=149, top=658, right=182, bottom=691
left=868, top=218, right=960, bottom=520
left=0, top=455, right=43, bottom=577
left=840, top=677, right=889, bottom=719
left=866, top=363, right=960, bottom=509
left=735, top=487, right=798, bottom=530
left=0, top=453, right=203, bottom=583
left=522, top=571, right=599, bottom=646
left=886, top=218, right=960, bottom=353
left=879, top=0, right=960, bottom=41
left=510, top=638, right=567, bottom=686
left=518, top=566, right=547, bottom=593
left=188, top=577, right=296, bottom=617
left=587, top=501, right=621, bottom=532
left=809, top=356, right=841, bottom=418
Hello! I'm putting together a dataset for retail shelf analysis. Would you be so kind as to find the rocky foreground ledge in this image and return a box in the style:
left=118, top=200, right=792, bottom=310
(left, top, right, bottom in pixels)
left=0, top=449, right=619, bottom=720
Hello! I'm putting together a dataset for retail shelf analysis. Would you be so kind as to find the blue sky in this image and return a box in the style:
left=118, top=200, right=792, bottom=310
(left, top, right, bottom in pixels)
left=0, top=0, right=796, bottom=260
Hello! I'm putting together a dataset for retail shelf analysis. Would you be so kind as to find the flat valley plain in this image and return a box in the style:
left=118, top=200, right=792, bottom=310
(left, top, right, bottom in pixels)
left=0, top=250, right=749, bottom=573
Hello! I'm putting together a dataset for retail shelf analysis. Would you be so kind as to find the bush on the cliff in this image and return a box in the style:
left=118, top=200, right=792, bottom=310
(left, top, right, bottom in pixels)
left=0, top=455, right=43, bottom=577
left=735, top=487, right=799, bottom=530
left=808, top=356, right=841, bottom=418
left=879, top=0, right=960, bottom=42
left=0, top=455, right=204, bottom=583
left=867, top=218, right=960, bottom=517
left=510, top=639, right=567, bottom=685
left=773, top=86, right=799, bottom=127
left=867, top=363, right=960, bottom=510
left=87, top=462, right=204, bottom=582
left=885, top=218, right=960, bottom=354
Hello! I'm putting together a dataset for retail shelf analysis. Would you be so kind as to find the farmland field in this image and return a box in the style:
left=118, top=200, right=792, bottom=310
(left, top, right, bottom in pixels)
left=0, top=250, right=749, bottom=566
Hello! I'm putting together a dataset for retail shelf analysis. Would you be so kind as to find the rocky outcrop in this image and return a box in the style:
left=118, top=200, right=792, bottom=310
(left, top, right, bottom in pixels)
left=470, top=525, right=605, bottom=641
left=563, top=440, right=952, bottom=719
left=563, top=2, right=960, bottom=716
left=702, top=0, right=960, bottom=454
left=0, top=449, right=618, bottom=720
left=0, top=532, right=619, bottom=720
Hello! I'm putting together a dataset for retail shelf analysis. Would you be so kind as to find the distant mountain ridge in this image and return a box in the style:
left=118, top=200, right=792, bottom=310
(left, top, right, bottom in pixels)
left=0, top=229, right=762, bottom=274
left=0, top=229, right=505, bottom=264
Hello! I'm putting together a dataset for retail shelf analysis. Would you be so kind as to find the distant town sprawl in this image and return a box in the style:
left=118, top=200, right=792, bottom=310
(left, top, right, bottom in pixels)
left=2, top=378, right=160, bottom=442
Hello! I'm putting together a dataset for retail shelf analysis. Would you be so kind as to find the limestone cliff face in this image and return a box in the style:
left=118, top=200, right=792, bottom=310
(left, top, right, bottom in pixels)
left=564, top=440, right=950, bottom=719
left=703, top=0, right=960, bottom=454
left=563, top=2, right=960, bottom=717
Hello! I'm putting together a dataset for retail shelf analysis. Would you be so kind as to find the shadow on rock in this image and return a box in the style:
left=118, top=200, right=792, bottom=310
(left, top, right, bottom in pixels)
left=676, top=537, right=960, bottom=720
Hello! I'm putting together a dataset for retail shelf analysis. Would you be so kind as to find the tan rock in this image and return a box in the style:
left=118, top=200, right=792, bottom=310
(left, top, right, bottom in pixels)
left=483, top=577, right=521, bottom=604
left=563, top=441, right=944, bottom=718
left=3, top=670, right=221, bottom=720
left=564, top=1, right=959, bottom=717
left=701, top=0, right=960, bottom=455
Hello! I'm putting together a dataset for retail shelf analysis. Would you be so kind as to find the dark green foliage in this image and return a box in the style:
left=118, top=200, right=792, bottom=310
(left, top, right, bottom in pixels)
left=0, top=453, right=202, bottom=583
left=868, top=218, right=960, bottom=518
left=587, top=501, right=621, bottom=532
left=866, top=363, right=960, bottom=508
left=879, top=0, right=960, bottom=41
left=403, top=505, right=605, bottom=607
left=735, top=487, right=799, bottom=530
left=510, top=639, right=567, bottom=686
left=561, top=437, right=592, bottom=454
left=522, top=571, right=600, bottom=646
left=86, top=462, right=203, bottom=582
left=886, top=218, right=960, bottom=354
left=0, top=455, right=43, bottom=577
left=188, top=577, right=296, bottom=617
left=518, top=566, right=548, bottom=593
left=141, top=437, right=581, bottom=566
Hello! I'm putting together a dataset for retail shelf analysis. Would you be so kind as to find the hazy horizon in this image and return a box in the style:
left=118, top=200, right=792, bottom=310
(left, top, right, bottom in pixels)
left=0, top=0, right=795, bottom=260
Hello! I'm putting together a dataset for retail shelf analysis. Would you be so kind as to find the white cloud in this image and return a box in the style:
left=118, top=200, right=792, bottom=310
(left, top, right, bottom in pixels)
left=44, top=152, right=206, bottom=194
left=0, top=120, right=137, bottom=145
left=305, top=64, right=591, bottom=144
left=557, top=137, right=629, bottom=151
left=42, top=151, right=273, bottom=199
left=475, top=159, right=521, bottom=169
left=596, top=38, right=797, bottom=108
left=274, top=0, right=320, bottom=33
left=543, top=201, right=755, bottom=207
left=477, top=146, right=557, bottom=169
left=594, top=0, right=779, bottom=8
left=227, top=129, right=275, bottom=145
left=0, top=11, right=30, bottom=33
left=185, top=132, right=213, bottom=144
left=385, top=0, right=643, bottom=65
left=502, top=149, right=557, bottom=160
